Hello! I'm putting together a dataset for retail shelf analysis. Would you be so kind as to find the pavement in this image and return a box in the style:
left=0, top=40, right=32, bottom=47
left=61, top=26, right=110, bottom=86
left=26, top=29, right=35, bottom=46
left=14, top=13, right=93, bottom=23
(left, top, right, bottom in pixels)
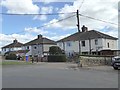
left=34, top=62, right=116, bottom=72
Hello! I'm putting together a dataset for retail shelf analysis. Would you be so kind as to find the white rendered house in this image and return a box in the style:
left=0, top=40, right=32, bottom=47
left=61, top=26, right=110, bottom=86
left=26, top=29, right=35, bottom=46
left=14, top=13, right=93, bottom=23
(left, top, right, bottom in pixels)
left=57, top=25, right=118, bottom=56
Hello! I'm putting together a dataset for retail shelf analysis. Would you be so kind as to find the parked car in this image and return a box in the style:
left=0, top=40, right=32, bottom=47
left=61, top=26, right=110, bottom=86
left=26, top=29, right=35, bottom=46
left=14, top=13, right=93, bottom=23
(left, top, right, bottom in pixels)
left=111, top=56, right=120, bottom=70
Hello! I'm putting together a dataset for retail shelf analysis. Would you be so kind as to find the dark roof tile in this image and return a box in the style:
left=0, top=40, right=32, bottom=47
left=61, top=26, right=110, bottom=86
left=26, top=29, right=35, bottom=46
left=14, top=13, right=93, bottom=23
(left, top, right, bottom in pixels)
left=24, top=37, right=56, bottom=45
left=57, top=30, right=118, bottom=42
left=2, top=42, right=23, bottom=49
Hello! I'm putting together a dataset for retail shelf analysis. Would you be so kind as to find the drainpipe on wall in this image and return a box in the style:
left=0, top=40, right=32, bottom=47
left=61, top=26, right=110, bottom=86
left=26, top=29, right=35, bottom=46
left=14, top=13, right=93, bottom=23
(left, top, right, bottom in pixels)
left=62, top=41, right=65, bottom=52
left=78, top=40, right=81, bottom=55
left=89, top=38, right=92, bottom=55
left=42, top=38, right=44, bottom=56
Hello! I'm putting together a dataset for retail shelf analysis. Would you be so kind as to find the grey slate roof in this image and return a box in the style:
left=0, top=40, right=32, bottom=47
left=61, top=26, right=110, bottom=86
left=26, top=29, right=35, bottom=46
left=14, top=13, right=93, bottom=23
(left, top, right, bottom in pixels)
left=24, top=37, right=56, bottom=46
left=57, top=30, right=118, bottom=42
left=2, top=42, right=23, bottom=49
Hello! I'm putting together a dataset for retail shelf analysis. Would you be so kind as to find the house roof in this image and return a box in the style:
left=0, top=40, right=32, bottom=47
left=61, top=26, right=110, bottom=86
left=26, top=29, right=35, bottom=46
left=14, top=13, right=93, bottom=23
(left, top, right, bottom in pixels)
left=2, top=40, right=23, bottom=49
left=57, top=30, right=118, bottom=42
left=24, top=37, right=56, bottom=46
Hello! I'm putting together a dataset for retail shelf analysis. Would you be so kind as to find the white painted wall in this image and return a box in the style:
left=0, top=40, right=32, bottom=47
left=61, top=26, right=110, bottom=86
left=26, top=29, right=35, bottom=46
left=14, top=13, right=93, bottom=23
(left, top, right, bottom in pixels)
left=57, top=42, right=64, bottom=50
left=65, top=41, right=79, bottom=53
left=13, top=47, right=22, bottom=51
left=102, top=38, right=118, bottom=50
left=90, top=38, right=103, bottom=51
left=58, top=41, right=79, bottom=56
left=57, top=38, right=118, bottom=54
left=2, top=47, right=22, bottom=53
left=81, top=40, right=89, bottom=52
left=24, top=46, right=32, bottom=56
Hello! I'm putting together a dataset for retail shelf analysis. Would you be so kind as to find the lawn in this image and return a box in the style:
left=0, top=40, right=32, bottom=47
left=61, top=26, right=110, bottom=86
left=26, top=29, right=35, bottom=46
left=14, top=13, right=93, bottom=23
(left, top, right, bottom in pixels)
left=0, top=61, right=33, bottom=65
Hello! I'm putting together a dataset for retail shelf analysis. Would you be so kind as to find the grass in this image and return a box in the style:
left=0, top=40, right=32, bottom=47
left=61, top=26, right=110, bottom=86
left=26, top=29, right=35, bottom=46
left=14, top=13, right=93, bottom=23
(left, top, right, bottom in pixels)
left=0, top=61, right=33, bottom=65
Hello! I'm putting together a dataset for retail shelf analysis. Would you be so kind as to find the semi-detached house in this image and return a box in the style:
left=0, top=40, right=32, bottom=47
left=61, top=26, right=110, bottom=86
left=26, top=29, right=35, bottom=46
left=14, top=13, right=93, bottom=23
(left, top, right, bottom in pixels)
left=1, top=35, right=57, bottom=57
left=23, top=34, right=57, bottom=56
left=2, top=39, right=23, bottom=54
left=57, top=25, right=118, bottom=56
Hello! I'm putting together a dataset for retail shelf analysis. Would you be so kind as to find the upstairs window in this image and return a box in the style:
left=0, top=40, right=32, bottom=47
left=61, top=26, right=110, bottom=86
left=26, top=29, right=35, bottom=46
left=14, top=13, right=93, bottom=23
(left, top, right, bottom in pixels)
left=82, top=41, right=85, bottom=47
left=67, top=42, right=72, bottom=47
left=95, top=39, right=98, bottom=45
left=34, top=46, right=37, bottom=49
left=27, top=46, right=29, bottom=50
left=107, top=43, right=110, bottom=48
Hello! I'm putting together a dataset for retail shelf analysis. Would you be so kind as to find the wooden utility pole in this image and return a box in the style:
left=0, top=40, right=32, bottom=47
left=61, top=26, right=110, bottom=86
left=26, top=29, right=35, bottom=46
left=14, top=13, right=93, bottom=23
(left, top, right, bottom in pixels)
left=76, top=10, right=81, bottom=54
left=76, top=10, right=80, bottom=32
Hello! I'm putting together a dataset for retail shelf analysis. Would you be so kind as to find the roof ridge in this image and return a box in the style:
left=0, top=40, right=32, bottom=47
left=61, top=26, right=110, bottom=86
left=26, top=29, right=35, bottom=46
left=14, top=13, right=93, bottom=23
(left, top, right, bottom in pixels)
left=93, top=30, right=118, bottom=39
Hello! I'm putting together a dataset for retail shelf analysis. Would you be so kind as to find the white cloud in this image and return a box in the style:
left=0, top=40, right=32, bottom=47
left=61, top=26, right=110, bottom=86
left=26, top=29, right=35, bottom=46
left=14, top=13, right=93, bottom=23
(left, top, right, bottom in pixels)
left=0, top=32, right=69, bottom=51
left=1, top=0, right=40, bottom=14
left=99, top=26, right=118, bottom=38
left=46, top=34, right=70, bottom=41
left=0, top=33, right=36, bottom=51
left=33, top=6, right=53, bottom=21
left=42, top=0, right=59, bottom=4
left=46, top=0, right=119, bottom=37
left=24, top=27, right=49, bottom=35
left=44, top=14, right=77, bottom=30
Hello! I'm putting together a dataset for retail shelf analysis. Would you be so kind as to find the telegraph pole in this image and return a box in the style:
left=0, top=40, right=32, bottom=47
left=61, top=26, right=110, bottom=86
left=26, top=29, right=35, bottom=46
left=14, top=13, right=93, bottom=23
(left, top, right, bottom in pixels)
left=76, top=10, right=80, bottom=32
left=76, top=10, right=81, bottom=54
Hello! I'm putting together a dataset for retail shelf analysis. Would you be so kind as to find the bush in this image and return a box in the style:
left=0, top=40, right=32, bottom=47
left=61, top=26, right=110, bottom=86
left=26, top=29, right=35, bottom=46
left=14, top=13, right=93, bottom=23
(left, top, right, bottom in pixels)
left=5, top=53, right=17, bottom=60
left=48, top=55, right=67, bottom=62
left=49, top=46, right=62, bottom=55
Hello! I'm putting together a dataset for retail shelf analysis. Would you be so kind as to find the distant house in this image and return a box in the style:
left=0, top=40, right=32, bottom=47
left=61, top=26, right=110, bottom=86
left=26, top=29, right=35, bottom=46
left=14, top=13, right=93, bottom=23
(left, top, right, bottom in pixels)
left=2, top=39, right=23, bottom=54
left=57, top=25, right=118, bottom=56
left=23, top=34, right=57, bottom=56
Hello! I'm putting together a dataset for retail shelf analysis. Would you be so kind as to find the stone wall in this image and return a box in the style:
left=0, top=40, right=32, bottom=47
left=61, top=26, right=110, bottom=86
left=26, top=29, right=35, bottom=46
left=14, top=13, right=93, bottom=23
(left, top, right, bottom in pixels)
left=80, top=56, right=112, bottom=67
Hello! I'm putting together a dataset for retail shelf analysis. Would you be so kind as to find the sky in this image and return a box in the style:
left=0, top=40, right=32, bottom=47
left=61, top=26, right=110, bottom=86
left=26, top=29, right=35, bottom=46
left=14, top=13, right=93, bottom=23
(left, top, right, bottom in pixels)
left=0, top=0, right=119, bottom=50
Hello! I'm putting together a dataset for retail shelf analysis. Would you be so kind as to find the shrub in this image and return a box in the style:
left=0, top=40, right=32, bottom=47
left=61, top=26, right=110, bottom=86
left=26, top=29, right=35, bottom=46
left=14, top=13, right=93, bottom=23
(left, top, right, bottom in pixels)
left=5, top=53, right=17, bottom=60
left=48, top=55, right=67, bottom=62
left=49, top=46, right=62, bottom=55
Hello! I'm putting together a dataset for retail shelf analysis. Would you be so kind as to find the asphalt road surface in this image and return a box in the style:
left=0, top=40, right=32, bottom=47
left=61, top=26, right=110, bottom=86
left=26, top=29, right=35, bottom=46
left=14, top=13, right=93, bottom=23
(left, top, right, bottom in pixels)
left=2, top=64, right=119, bottom=88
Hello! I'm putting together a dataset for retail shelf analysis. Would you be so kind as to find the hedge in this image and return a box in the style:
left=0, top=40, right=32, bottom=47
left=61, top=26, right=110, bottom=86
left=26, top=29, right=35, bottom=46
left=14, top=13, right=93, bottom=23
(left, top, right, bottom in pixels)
left=48, top=55, right=67, bottom=62
left=5, top=53, right=17, bottom=60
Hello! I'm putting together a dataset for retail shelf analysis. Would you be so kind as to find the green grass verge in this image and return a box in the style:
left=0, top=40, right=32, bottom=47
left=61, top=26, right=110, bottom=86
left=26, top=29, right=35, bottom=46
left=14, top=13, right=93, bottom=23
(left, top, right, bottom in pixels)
left=0, top=61, right=33, bottom=65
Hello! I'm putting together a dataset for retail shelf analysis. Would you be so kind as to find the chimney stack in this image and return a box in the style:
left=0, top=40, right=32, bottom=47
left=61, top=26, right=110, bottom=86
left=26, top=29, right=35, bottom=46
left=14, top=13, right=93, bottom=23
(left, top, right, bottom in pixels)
left=13, top=39, right=17, bottom=43
left=81, top=25, right=88, bottom=32
left=38, top=34, right=42, bottom=39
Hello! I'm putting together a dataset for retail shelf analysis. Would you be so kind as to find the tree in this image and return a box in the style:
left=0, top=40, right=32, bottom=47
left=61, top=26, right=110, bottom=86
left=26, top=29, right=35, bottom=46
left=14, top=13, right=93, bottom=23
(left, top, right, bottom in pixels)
left=49, top=46, right=62, bottom=55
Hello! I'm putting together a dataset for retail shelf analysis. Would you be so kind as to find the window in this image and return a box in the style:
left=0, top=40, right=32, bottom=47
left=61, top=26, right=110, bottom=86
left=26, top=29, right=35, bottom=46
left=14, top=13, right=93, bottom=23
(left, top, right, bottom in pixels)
left=27, top=46, right=29, bottom=50
left=107, top=43, right=109, bottom=48
left=82, top=41, right=85, bottom=47
left=34, top=46, right=37, bottom=49
left=67, top=42, right=72, bottom=47
left=95, top=39, right=98, bottom=45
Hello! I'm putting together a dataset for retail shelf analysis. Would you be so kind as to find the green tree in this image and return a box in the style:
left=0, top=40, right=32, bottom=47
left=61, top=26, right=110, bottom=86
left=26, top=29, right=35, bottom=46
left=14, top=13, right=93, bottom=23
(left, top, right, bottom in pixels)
left=49, top=46, right=62, bottom=55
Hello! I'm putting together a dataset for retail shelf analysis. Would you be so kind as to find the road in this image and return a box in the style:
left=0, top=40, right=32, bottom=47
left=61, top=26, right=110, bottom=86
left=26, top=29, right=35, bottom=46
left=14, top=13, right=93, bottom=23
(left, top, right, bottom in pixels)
left=2, top=63, right=119, bottom=88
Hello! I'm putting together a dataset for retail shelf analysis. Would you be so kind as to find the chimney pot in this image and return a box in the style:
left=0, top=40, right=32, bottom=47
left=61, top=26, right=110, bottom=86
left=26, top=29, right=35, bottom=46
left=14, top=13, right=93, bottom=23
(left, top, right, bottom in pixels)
left=38, top=34, right=42, bottom=39
left=13, top=39, right=17, bottom=43
left=81, top=25, right=88, bottom=32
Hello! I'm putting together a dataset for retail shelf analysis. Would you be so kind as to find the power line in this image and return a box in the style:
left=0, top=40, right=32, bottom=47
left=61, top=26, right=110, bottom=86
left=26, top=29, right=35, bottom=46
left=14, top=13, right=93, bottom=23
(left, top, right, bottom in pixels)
left=79, top=0, right=85, bottom=11
left=79, top=14, right=118, bottom=26
left=0, top=12, right=76, bottom=15
left=10, top=14, right=76, bottom=34
left=37, top=14, right=76, bottom=29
